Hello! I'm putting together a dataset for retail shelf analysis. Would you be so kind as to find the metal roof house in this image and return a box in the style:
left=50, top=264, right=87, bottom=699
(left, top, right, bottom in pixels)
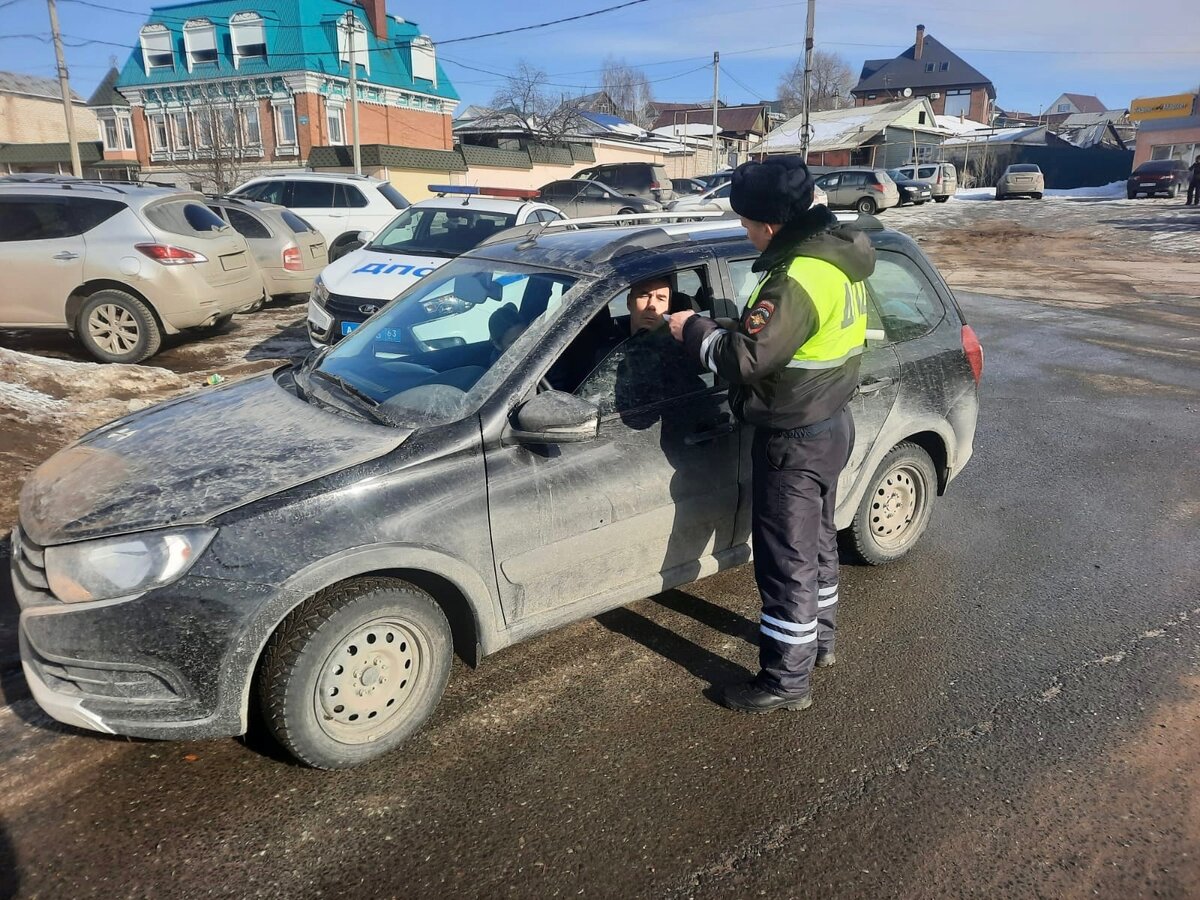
left=111, top=0, right=458, bottom=186
left=852, top=25, right=995, bottom=124
left=759, top=98, right=946, bottom=168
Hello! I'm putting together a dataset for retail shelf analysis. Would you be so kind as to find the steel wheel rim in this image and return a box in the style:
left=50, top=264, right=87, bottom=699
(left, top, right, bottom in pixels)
left=869, top=463, right=927, bottom=550
left=314, top=617, right=425, bottom=744
left=88, top=304, right=140, bottom=354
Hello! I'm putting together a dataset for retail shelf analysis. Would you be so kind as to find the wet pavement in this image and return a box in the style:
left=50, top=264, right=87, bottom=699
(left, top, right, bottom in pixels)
left=1, top=282, right=1198, bottom=899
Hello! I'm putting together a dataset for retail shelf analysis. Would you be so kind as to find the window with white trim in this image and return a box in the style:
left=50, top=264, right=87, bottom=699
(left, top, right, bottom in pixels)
left=149, top=113, right=170, bottom=151
left=411, top=35, right=437, bottom=86
left=183, top=19, right=218, bottom=70
left=230, top=12, right=266, bottom=65
left=140, top=24, right=174, bottom=70
left=327, top=105, right=345, bottom=144
left=274, top=103, right=297, bottom=146
left=219, top=107, right=238, bottom=145
left=243, top=105, right=261, bottom=145
left=1056, top=102, right=1071, bottom=113
left=100, top=117, right=120, bottom=150
left=337, top=15, right=369, bottom=75
left=120, top=117, right=134, bottom=149
left=944, top=89, right=971, bottom=118
left=194, top=110, right=213, bottom=149
left=172, top=111, right=190, bottom=148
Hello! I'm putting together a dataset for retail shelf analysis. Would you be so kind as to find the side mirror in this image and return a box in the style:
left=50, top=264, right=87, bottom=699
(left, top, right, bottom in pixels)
left=357, top=230, right=375, bottom=244
left=505, top=390, right=599, bottom=445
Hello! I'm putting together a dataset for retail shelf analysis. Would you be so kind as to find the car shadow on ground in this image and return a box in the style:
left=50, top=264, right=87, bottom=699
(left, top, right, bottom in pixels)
left=595, top=589, right=754, bottom=692
left=0, top=816, right=17, bottom=900
left=244, top=318, right=310, bottom=363
left=1097, top=214, right=1200, bottom=235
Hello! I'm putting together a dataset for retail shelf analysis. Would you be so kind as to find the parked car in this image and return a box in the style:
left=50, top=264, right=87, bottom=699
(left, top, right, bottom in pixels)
left=1126, top=160, right=1192, bottom=199
left=0, top=181, right=261, bottom=363
left=996, top=164, right=1044, bottom=200
left=886, top=169, right=934, bottom=206
left=206, top=196, right=327, bottom=310
left=892, top=162, right=958, bottom=202
left=230, top=173, right=409, bottom=262
left=309, top=189, right=565, bottom=346
left=571, top=162, right=675, bottom=204
left=698, top=169, right=734, bottom=191
left=814, top=168, right=901, bottom=214
left=667, top=181, right=829, bottom=215
left=671, top=177, right=707, bottom=195
left=539, top=179, right=662, bottom=219
left=12, top=212, right=981, bottom=768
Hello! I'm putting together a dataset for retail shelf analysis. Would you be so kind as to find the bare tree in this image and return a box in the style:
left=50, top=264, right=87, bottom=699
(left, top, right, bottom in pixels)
left=777, top=50, right=855, bottom=118
left=166, top=89, right=263, bottom=193
left=489, top=61, right=586, bottom=140
left=600, top=57, right=655, bottom=128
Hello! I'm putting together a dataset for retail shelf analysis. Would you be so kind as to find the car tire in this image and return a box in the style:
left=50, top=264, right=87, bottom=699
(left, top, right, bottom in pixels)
left=843, top=441, right=938, bottom=566
left=856, top=197, right=878, bottom=215
left=77, top=289, right=162, bottom=364
left=995, top=191, right=1005, bottom=201
left=1126, top=190, right=1137, bottom=200
left=1033, top=193, right=1043, bottom=200
left=257, top=577, right=453, bottom=769
left=934, top=196, right=949, bottom=203
left=617, top=207, right=638, bottom=225
left=1168, top=184, right=1180, bottom=199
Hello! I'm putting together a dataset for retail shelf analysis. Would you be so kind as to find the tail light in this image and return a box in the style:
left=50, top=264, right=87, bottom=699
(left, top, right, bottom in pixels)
left=872, top=182, right=884, bottom=192
left=962, top=325, right=983, bottom=384
left=134, top=243, right=208, bottom=265
left=650, top=180, right=661, bottom=190
left=283, top=245, right=302, bottom=271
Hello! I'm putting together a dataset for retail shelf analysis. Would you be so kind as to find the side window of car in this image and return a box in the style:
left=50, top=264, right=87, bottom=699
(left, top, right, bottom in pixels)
left=533, top=209, right=562, bottom=223
left=727, top=258, right=761, bottom=310
left=574, top=267, right=716, bottom=414
left=865, top=251, right=945, bottom=343
left=846, top=173, right=869, bottom=187
left=823, top=174, right=841, bottom=188
left=246, top=181, right=286, bottom=205
left=917, top=166, right=937, bottom=179
left=225, top=208, right=272, bottom=239
left=337, top=185, right=369, bottom=208
left=0, top=198, right=71, bottom=241
left=288, top=181, right=335, bottom=208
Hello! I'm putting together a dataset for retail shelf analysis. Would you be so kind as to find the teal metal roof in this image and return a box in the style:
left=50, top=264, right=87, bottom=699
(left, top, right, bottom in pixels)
left=116, top=0, right=457, bottom=101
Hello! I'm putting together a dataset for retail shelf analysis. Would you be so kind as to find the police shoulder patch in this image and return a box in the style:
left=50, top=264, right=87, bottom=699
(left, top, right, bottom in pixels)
left=744, top=300, right=776, bottom=335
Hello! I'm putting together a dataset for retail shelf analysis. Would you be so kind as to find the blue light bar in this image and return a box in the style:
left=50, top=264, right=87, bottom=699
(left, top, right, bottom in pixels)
left=427, top=184, right=478, bottom=195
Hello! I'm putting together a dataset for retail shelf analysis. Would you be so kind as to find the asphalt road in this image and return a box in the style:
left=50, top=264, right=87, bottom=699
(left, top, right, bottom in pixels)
left=1, top=288, right=1199, bottom=899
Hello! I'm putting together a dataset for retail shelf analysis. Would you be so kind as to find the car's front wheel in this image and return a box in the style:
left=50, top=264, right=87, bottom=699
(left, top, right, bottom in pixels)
left=258, top=577, right=453, bottom=769
left=844, top=441, right=938, bottom=565
left=77, top=289, right=162, bottom=364
left=934, top=196, right=949, bottom=203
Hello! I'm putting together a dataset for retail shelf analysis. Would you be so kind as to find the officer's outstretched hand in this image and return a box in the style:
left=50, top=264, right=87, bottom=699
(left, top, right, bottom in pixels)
left=667, top=309, right=695, bottom=342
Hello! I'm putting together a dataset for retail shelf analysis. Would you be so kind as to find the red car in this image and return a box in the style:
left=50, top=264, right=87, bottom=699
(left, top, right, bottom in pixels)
left=1127, top=160, right=1191, bottom=199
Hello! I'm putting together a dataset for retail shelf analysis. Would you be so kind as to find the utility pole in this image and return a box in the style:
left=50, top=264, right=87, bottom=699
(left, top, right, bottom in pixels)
left=47, top=0, right=81, bottom=177
left=711, top=51, right=720, bottom=172
left=343, top=11, right=362, bottom=175
left=801, top=0, right=815, bottom=161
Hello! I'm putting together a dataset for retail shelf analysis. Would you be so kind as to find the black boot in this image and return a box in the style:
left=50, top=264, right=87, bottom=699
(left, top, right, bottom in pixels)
left=815, top=648, right=837, bottom=668
left=717, top=679, right=813, bottom=713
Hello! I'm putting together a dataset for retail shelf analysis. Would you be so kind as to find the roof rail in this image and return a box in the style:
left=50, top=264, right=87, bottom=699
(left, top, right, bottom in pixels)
left=476, top=209, right=726, bottom=249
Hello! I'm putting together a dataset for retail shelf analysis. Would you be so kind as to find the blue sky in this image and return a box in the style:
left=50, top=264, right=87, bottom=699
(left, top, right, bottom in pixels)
left=2, top=0, right=1196, bottom=116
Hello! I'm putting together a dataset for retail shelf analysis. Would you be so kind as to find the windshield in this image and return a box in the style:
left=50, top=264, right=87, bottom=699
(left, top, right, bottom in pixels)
left=367, top=206, right=519, bottom=257
left=886, top=169, right=904, bottom=180
left=307, top=258, right=582, bottom=427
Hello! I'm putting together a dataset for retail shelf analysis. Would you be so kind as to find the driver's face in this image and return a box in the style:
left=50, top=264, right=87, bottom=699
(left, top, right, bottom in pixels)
left=628, top=280, right=671, bottom=333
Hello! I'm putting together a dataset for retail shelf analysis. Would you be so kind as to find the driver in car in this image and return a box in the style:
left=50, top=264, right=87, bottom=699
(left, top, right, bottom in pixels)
left=627, top=277, right=672, bottom=335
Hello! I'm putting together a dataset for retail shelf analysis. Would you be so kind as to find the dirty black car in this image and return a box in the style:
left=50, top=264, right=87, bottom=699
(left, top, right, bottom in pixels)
left=11, top=215, right=982, bottom=768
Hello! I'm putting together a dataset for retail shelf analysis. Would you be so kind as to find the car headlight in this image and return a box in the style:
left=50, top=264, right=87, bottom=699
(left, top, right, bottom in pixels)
left=310, top=277, right=330, bottom=307
left=44, top=527, right=217, bottom=604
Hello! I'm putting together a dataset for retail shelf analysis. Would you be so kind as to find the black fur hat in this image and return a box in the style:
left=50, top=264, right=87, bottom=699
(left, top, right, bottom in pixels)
left=729, top=155, right=815, bottom=224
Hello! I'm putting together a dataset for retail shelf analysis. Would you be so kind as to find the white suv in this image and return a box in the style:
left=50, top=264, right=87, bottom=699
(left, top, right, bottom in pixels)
left=230, top=173, right=409, bottom=262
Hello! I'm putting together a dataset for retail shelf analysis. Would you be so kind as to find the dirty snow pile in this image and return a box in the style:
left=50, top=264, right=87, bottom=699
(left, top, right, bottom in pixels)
left=0, top=346, right=192, bottom=428
left=954, top=181, right=1128, bottom=202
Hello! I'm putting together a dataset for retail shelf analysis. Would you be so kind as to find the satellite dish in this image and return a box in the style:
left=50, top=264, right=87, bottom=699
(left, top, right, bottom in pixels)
left=902, top=87, right=913, bottom=98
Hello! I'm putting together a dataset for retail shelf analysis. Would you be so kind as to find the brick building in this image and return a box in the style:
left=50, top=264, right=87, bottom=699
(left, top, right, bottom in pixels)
left=0, top=71, right=99, bottom=145
left=110, top=0, right=458, bottom=187
left=851, top=25, right=995, bottom=125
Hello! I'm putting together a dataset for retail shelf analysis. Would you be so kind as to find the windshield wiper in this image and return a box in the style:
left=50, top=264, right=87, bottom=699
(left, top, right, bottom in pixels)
left=310, top=369, right=388, bottom=425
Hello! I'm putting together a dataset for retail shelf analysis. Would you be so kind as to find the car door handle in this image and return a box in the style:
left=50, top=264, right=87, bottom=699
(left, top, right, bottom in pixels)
left=53, top=251, right=79, bottom=261
left=685, top=422, right=735, bottom=446
left=857, top=376, right=896, bottom=395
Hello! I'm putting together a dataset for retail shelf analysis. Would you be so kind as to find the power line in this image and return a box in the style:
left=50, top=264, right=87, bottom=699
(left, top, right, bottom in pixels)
left=720, top=64, right=769, bottom=101
left=433, top=0, right=655, bottom=46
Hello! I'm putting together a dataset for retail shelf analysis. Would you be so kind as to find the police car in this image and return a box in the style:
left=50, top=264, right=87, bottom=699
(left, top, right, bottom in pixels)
left=307, top=186, right=565, bottom=346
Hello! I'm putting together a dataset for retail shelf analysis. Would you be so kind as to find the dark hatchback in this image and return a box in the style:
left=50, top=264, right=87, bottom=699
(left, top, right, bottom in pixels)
left=886, top=169, right=935, bottom=206
left=12, top=215, right=981, bottom=768
left=1126, top=160, right=1192, bottom=199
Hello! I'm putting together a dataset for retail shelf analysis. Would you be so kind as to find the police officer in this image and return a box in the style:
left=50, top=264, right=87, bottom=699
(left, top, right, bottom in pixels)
left=668, top=155, right=875, bottom=712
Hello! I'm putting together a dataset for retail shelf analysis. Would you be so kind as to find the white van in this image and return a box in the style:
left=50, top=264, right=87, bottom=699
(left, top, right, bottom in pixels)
left=893, top=163, right=958, bottom=202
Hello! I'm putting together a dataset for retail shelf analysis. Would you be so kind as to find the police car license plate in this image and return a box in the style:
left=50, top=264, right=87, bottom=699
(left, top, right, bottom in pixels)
left=341, top=321, right=406, bottom=342
left=341, top=322, right=359, bottom=336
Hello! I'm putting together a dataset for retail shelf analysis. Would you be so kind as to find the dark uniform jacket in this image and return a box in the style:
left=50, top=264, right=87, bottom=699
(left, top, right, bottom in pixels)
left=682, top=205, right=876, bottom=430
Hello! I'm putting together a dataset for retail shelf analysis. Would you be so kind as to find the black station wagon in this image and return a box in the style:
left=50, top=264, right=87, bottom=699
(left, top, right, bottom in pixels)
left=11, top=215, right=982, bottom=768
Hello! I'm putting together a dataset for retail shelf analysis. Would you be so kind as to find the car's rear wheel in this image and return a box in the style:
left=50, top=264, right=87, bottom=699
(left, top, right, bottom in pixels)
left=258, top=577, right=453, bottom=769
left=844, top=441, right=938, bottom=565
left=856, top=196, right=878, bottom=215
left=1033, top=192, right=1043, bottom=200
left=77, top=289, right=162, bottom=364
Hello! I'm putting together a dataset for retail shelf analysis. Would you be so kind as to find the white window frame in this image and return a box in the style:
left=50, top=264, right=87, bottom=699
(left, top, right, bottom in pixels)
left=120, top=116, right=134, bottom=150
left=944, top=89, right=972, bottom=118
left=1056, top=102, right=1071, bottom=113
left=100, top=117, right=120, bottom=151
left=140, top=24, right=174, bottom=71
left=273, top=101, right=298, bottom=153
left=183, top=18, right=218, bottom=71
left=336, top=15, right=370, bottom=76
left=194, top=109, right=213, bottom=149
left=230, top=12, right=267, bottom=67
left=410, top=35, right=437, bottom=86
left=326, top=104, right=345, bottom=145
left=148, top=112, right=170, bottom=152
left=242, top=104, right=261, bottom=146
left=172, top=111, right=191, bottom=149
